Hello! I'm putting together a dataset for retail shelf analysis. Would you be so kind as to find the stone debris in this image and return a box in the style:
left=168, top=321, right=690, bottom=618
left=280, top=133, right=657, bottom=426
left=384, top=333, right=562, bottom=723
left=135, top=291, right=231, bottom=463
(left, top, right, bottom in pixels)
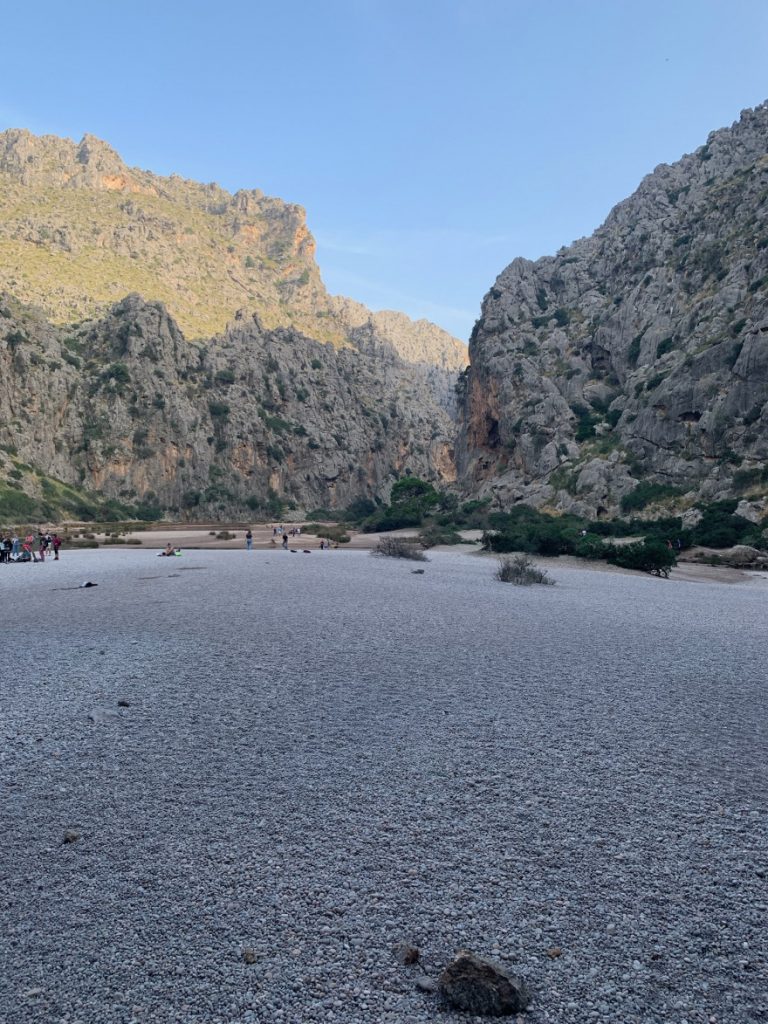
left=392, top=941, right=420, bottom=965
left=439, top=951, right=530, bottom=1016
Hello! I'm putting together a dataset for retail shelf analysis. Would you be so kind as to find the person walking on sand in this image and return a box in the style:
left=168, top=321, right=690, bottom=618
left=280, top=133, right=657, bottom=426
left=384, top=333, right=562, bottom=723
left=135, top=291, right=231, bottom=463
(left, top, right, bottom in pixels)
left=245, top=529, right=253, bottom=551
left=281, top=534, right=288, bottom=550
left=52, top=533, right=62, bottom=560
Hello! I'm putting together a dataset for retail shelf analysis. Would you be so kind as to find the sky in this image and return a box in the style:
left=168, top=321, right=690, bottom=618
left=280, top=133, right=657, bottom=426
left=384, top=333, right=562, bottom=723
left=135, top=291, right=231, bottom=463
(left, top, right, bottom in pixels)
left=1, top=1, right=767, bottom=340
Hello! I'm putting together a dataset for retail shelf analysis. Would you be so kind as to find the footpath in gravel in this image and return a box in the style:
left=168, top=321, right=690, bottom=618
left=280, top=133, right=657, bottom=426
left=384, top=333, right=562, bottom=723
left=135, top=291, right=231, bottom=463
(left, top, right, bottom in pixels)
left=1, top=549, right=766, bottom=1024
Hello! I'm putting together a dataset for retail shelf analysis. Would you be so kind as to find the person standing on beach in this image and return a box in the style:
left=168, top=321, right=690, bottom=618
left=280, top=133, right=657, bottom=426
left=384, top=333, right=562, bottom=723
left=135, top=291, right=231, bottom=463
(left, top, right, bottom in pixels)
left=281, top=534, right=288, bottom=550
left=245, top=529, right=253, bottom=551
left=52, top=534, right=62, bottom=560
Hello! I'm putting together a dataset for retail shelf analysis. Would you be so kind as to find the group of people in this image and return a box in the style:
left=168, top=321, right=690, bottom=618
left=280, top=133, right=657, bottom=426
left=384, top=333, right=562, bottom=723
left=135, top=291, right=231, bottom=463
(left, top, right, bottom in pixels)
left=0, top=531, right=62, bottom=563
left=272, top=525, right=302, bottom=539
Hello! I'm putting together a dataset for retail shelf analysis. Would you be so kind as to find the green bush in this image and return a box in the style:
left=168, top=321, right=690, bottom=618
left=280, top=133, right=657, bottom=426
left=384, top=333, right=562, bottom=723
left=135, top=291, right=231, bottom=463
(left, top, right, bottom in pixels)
left=606, top=539, right=676, bottom=577
left=418, top=525, right=464, bottom=548
left=571, top=403, right=600, bottom=442
left=620, top=481, right=684, bottom=513
left=573, top=534, right=609, bottom=560
left=103, top=362, right=131, bottom=385
left=689, top=501, right=760, bottom=548
left=362, top=477, right=440, bottom=532
left=342, top=498, right=377, bottom=522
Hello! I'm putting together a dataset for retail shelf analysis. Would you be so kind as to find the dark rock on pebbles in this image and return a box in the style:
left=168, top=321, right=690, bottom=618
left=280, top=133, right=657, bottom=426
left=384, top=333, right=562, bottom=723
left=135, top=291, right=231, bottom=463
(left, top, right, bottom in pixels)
left=439, top=951, right=530, bottom=1016
left=393, top=940, right=420, bottom=965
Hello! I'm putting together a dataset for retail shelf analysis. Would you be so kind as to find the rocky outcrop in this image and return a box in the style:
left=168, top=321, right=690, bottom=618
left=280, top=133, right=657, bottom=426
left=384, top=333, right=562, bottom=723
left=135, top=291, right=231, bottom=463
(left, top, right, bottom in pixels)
left=457, top=102, right=768, bottom=517
left=0, top=293, right=456, bottom=515
left=438, top=952, right=530, bottom=1016
left=0, top=128, right=466, bottom=518
left=0, top=128, right=466, bottom=381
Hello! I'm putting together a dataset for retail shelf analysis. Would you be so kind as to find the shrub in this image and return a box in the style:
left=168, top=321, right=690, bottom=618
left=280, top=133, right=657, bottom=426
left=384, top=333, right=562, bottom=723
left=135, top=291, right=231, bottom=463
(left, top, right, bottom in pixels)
left=620, top=481, right=683, bottom=513
left=628, top=333, right=643, bottom=366
left=689, top=501, right=760, bottom=548
left=553, top=308, right=570, bottom=327
left=343, top=498, right=377, bottom=522
left=570, top=403, right=600, bottom=442
left=216, top=530, right=236, bottom=540
left=606, top=539, right=676, bottom=577
left=372, top=536, right=428, bottom=561
left=362, top=477, right=440, bottom=532
left=495, top=554, right=554, bottom=585
left=418, top=525, right=464, bottom=548
left=309, top=524, right=350, bottom=544
left=573, top=534, right=609, bottom=560
left=209, top=401, right=230, bottom=418
left=483, top=507, right=580, bottom=556
left=103, top=362, right=131, bottom=385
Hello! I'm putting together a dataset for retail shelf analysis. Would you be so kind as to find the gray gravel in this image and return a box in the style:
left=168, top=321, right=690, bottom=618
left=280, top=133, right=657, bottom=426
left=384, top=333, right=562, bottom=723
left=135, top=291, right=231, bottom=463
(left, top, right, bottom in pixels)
left=1, top=549, right=767, bottom=1024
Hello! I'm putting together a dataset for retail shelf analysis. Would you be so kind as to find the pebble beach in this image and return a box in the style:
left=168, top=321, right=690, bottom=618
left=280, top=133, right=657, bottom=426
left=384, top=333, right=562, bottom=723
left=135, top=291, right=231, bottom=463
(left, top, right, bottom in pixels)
left=1, top=548, right=766, bottom=1024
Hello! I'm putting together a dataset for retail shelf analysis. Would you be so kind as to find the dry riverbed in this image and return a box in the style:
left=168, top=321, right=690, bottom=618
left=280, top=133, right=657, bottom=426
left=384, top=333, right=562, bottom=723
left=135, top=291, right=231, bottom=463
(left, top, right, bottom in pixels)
left=2, top=548, right=766, bottom=1023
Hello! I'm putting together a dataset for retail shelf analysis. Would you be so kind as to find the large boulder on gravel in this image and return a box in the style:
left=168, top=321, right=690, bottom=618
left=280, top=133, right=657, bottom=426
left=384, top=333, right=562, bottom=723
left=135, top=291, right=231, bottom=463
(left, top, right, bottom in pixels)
left=723, top=545, right=768, bottom=567
left=438, top=951, right=530, bottom=1016
left=687, top=544, right=768, bottom=567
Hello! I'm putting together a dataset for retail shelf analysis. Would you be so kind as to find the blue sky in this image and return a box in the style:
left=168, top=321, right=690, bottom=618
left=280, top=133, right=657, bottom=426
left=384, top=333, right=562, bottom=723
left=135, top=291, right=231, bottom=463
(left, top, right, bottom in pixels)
left=1, top=1, right=767, bottom=339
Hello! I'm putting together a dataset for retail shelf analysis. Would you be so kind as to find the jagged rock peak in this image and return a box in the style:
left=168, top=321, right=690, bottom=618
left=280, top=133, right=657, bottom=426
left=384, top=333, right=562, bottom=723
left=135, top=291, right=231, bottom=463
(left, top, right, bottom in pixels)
left=457, top=100, right=768, bottom=517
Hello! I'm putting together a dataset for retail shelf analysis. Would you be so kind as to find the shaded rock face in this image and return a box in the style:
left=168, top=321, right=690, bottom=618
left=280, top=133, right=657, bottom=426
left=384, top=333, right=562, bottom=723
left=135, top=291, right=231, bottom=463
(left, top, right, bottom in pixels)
left=457, top=102, right=768, bottom=517
left=0, top=129, right=467, bottom=516
left=438, top=952, right=530, bottom=1016
left=0, top=294, right=456, bottom=515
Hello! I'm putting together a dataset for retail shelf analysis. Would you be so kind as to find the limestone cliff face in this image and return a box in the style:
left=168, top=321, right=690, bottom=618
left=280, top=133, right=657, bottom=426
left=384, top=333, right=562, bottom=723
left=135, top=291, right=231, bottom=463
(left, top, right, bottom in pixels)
left=0, top=128, right=466, bottom=517
left=0, top=294, right=455, bottom=515
left=0, top=128, right=466, bottom=381
left=457, top=102, right=768, bottom=516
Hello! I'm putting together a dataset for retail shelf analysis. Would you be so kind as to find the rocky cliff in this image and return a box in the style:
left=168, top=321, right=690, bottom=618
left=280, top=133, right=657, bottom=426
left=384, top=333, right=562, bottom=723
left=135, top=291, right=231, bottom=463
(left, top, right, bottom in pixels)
left=457, top=102, right=768, bottom=518
left=0, top=293, right=457, bottom=517
left=0, top=128, right=467, bottom=372
left=0, top=129, right=467, bottom=519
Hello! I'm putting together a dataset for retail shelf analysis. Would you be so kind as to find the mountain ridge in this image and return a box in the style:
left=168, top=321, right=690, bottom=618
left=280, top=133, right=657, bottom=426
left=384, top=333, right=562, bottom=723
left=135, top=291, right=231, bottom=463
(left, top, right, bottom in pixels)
left=0, top=127, right=467, bottom=371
